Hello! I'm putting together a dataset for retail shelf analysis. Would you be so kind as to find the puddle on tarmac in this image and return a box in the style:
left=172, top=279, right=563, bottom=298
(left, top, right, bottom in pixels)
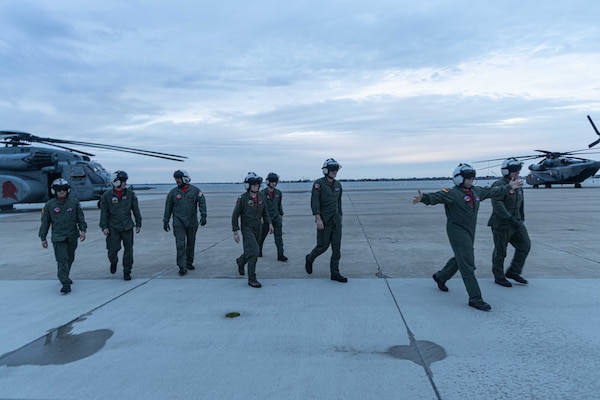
left=0, top=318, right=113, bottom=367
left=385, top=340, right=447, bottom=367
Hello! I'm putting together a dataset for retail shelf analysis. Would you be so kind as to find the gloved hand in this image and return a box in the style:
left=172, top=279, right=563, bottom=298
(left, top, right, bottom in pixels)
left=200, top=217, right=207, bottom=226
left=509, top=218, right=522, bottom=230
left=163, top=222, right=170, bottom=232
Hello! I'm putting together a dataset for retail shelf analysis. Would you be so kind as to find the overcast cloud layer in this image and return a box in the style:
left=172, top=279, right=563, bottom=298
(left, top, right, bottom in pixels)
left=1, top=0, right=600, bottom=183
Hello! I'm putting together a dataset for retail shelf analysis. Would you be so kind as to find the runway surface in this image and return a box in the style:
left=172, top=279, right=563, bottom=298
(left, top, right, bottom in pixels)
left=1, top=184, right=599, bottom=399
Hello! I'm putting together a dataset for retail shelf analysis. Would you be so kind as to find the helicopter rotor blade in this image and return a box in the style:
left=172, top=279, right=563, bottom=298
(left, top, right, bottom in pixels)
left=2, top=131, right=187, bottom=161
left=37, top=140, right=97, bottom=157
left=36, top=138, right=188, bottom=161
left=473, top=154, right=541, bottom=163
left=587, top=115, right=600, bottom=148
left=61, top=141, right=188, bottom=161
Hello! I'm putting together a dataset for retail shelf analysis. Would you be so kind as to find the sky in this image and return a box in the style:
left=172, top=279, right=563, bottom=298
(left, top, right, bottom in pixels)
left=1, top=0, right=600, bottom=183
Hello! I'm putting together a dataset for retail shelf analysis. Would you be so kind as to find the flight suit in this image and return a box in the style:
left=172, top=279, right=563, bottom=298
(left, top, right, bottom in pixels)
left=39, top=197, right=87, bottom=286
left=99, top=188, right=142, bottom=274
left=258, top=186, right=284, bottom=257
left=307, top=176, right=343, bottom=275
left=487, top=177, right=531, bottom=279
left=232, top=191, right=271, bottom=283
left=163, top=184, right=207, bottom=270
left=420, top=184, right=509, bottom=302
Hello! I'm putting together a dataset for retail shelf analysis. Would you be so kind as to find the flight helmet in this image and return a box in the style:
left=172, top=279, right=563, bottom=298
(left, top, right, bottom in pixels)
left=322, top=158, right=341, bottom=175
left=111, top=170, right=129, bottom=187
left=266, top=172, right=279, bottom=183
left=244, top=172, right=263, bottom=190
left=501, top=158, right=523, bottom=177
left=452, top=163, right=476, bottom=186
left=173, top=169, right=191, bottom=184
left=50, top=178, right=70, bottom=195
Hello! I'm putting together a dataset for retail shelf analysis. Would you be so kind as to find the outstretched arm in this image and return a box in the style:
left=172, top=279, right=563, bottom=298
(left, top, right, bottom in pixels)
left=412, top=190, right=423, bottom=204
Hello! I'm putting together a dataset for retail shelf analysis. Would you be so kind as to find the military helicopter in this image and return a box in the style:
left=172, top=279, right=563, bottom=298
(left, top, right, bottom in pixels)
left=477, top=115, right=600, bottom=188
left=0, top=131, right=186, bottom=211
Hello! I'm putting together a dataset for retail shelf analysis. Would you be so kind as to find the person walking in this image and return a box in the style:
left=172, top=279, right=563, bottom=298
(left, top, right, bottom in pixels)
left=163, top=170, right=207, bottom=276
left=305, top=158, right=347, bottom=283
left=258, top=172, right=287, bottom=261
left=232, top=172, right=273, bottom=288
left=412, top=163, right=522, bottom=311
left=488, top=158, right=531, bottom=287
left=99, top=170, right=142, bottom=281
left=39, top=179, right=87, bottom=294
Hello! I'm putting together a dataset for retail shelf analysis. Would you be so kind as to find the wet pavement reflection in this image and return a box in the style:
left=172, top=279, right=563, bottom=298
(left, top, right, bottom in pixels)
left=0, top=318, right=113, bottom=367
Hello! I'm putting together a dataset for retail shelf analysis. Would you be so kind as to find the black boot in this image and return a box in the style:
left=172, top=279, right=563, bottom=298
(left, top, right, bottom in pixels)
left=277, top=254, right=288, bottom=262
left=469, top=300, right=491, bottom=311
left=305, top=255, right=313, bottom=274
left=432, top=273, right=448, bottom=292
left=236, top=257, right=245, bottom=276
left=495, top=277, right=512, bottom=287
left=506, top=271, right=528, bottom=284
left=331, top=273, right=348, bottom=283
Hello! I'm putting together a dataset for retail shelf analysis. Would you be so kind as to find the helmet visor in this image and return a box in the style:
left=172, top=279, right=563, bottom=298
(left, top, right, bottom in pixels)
left=53, top=185, right=69, bottom=192
left=461, top=169, right=476, bottom=179
left=506, top=164, right=522, bottom=173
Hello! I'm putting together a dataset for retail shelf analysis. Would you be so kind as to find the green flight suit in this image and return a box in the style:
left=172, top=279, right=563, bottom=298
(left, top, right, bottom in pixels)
left=258, top=187, right=284, bottom=257
left=163, top=184, right=207, bottom=269
left=487, top=177, right=531, bottom=279
left=421, top=184, right=509, bottom=302
left=307, top=176, right=343, bottom=275
left=232, top=191, right=271, bottom=282
left=39, top=196, right=87, bottom=286
left=99, top=188, right=142, bottom=274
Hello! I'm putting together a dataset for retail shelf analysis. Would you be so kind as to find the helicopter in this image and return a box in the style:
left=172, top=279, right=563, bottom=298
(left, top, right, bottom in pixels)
left=477, top=115, right=600, bottom=188
left=0, top=131, right=187, bottom=211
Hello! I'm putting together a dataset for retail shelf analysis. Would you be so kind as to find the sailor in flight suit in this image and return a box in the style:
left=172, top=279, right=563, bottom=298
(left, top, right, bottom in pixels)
left=413, top=163, right=523, bottom=311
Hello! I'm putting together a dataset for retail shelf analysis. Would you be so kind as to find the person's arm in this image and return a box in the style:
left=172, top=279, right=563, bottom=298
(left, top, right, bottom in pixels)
left=278, top=190, right=284, bottom=217
left=310, top=181, right=324, bottom=229
left=199, top=191, right=207, bottom=226
left=131, top=192, right=142, bottom=233
left=75, top=200, right=87, bottom=241
left=99, top=195, right=109, bottom=235
left=232, top=196, right=242, bottom=242
left=415, top=188, right=453, bottom=206
left=39, top=203, right=51, bottom=248
left=163, top=191, right=173, bottom=231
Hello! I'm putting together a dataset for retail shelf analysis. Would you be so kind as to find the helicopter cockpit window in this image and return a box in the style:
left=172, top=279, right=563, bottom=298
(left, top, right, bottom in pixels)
left=83, top=164, right=106, bottom=184
left=70, top=165, right=86, bottom=179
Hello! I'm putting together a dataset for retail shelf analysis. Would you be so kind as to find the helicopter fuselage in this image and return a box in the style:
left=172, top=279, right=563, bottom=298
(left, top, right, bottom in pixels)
left=0, top=146, right=112, bottom=210
left=526, top=157, right=600, bottom=186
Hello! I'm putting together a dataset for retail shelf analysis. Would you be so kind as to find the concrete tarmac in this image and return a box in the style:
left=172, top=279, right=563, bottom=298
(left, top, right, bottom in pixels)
left=1, top=183, right=599, bottom=399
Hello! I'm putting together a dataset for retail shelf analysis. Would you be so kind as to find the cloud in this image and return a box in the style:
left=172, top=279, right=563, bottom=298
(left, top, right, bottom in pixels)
left=1, top=0, right=600, bottom=182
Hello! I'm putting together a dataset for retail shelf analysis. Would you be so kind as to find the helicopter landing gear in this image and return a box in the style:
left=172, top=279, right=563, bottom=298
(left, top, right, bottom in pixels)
left=0, top=204, right=14, bottom=211
left=544, top=183, right=552, bottom=188
left=533, top=184, right=539, bottom=189
left=97, top=200, right=101, bottom=209
left=575, top=183, right=582, bottom=188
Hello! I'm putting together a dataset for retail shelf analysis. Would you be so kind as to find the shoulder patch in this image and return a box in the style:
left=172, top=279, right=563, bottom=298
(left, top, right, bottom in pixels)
left=442, top=188, right=450, bottom=193
left=313, top=183, right=321, bottom=189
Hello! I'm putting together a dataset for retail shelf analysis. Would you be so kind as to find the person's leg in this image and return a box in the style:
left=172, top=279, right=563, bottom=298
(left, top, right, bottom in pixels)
left=121, top=229, right=134, bottom=274
left=491, top=228, right=510, bottom=279
left=507, top=227, right=531, bottom=275
left=242, top=227, right=260, bottom=284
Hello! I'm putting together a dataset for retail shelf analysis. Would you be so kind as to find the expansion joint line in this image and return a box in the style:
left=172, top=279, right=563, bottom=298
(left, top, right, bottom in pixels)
left=346, top=194, right=443, bottom=400
left=534, top=240, right=600, bottom=265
